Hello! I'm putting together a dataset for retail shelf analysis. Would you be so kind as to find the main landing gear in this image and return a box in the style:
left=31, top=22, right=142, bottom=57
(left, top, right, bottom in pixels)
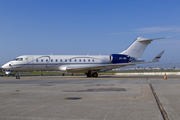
left=16, top=72, right=20, bottom=79
left=86, top=71, right=99, bottom=77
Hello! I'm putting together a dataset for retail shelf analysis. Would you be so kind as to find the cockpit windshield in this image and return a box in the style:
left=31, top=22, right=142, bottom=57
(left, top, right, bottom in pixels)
left=13, top=58, right=23, bottom=61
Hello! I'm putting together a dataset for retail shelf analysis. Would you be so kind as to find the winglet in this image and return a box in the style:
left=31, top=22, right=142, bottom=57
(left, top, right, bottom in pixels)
left=151, top=51, right=165, bottom=62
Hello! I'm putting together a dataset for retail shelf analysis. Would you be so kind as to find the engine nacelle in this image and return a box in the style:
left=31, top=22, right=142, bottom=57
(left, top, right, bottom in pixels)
left=110, top=54, right=137, bottom=63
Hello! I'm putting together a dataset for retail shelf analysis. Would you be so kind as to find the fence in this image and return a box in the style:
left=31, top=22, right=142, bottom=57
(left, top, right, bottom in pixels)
left=112, top=63, right=180, bottom=73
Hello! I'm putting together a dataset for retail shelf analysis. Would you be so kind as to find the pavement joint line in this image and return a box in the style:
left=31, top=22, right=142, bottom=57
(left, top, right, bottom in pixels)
left=148, top=82, right=169, bottom=120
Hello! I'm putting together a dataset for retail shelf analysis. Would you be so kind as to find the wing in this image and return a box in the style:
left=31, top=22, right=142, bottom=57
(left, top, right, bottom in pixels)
left=66, top=62, right=144, bottom=73
left=65, top=51, right=164, bottom=73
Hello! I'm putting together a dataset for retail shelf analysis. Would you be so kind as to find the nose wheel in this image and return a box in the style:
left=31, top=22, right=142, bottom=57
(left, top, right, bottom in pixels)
left=16, top=72, right=20, bottom=79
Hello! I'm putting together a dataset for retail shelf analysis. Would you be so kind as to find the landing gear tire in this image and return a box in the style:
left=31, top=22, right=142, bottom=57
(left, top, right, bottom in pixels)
left=16, top=76, right=20, bottom=79
left=86, top=72, right=98, bottom=77
left=16, top=72, right=20, bottom=79
left=87, top=73, right=92, bottom=77
left=92, top=72, right=98, bottom=77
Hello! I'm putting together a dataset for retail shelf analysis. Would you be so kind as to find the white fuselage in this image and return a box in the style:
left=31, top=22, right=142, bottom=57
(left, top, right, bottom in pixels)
left=2, top=55, right=111, bottom=73
left=2, top=36, right=170, bottom=76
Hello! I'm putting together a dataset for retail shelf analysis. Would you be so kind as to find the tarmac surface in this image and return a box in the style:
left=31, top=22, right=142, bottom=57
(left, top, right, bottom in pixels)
left=0, top=75, right=180, bottom=120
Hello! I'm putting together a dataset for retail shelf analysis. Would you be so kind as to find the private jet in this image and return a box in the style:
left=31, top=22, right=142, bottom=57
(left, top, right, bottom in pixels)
left=1, top=36, right=172, bottom=79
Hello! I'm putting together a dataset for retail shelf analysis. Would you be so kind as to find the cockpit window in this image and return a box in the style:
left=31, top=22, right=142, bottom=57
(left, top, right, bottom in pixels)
left=13, top=58, right=23, bottom=61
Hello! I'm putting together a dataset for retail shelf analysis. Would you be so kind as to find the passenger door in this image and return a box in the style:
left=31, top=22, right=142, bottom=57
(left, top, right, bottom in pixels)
left=27, top=56, right=34, bottom=69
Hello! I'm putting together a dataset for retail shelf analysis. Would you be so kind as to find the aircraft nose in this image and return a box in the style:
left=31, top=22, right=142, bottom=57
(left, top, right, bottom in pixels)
left=1, top=63, right=10, bottom=69
left=1, top=64, right=6, bottom=69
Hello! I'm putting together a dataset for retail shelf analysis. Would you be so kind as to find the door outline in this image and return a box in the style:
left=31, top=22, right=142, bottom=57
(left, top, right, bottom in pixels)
left=27, top=56, right=33, bottom=69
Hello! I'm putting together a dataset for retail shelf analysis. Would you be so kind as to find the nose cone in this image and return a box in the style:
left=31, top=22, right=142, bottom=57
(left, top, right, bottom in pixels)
left=1, top=63, right=11, bottom=69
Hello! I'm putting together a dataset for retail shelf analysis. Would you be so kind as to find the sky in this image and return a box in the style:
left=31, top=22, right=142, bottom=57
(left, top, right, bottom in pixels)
left=0, top=0, right=180, bottom=65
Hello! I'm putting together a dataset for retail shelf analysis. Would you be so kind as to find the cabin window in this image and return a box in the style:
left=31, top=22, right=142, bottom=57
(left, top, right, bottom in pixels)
left=74, top=59, right=76, bottom=62
left=119, top=57, right=122, bottom=60
left=65, top=59, right=67, bottom=62
left=46, top=59, right=48, bottom=62
left=56, top=59, right=58, bottom=62
left=69, top=59, right=71, bottom=62
left=88, top=59, right=90, bottom=62
left=92, top=59, right=94, bottom=62
left=17, top=58, right=23, bottom=61
left=41, top=59, right=43, bottom=62
left=123, top=57, right=127, bottom=60
left=13, top=58, right=23, bottom=61
left=51, top=59, right=53, bottom=62
left=84, top=59, right=85, bottom=62
left=60, top=59, right=62, bottom=62
left=36, top=59, right=38, bottom=62
left=79, top=59, right=81, bottom=62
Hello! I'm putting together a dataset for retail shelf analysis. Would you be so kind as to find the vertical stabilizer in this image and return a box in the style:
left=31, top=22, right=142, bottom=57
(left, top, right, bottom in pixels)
left=120, top=36, right=173, bottom=59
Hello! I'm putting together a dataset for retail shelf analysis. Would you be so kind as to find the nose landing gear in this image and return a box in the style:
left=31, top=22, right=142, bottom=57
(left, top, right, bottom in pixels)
left=16, top=72, right=20, bottom=79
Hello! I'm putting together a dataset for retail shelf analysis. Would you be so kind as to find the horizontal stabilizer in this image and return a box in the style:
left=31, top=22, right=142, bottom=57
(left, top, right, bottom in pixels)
left=139, top=36, right=174, bottom=42
left=151, top=51, right=164, bottom=62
